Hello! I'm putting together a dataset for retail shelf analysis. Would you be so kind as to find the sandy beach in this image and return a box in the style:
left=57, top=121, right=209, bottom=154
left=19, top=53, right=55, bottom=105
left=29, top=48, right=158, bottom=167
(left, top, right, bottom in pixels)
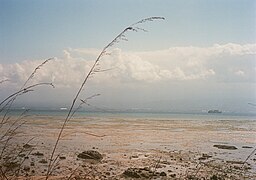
left=1, top=113, right=255, bottom=179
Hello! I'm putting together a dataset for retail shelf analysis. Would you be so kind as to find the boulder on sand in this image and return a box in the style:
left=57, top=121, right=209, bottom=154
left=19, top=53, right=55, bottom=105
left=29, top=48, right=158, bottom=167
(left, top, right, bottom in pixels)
left=213, top=144, right=237, bottom=150
left=77, top=150, right=103, bottom=160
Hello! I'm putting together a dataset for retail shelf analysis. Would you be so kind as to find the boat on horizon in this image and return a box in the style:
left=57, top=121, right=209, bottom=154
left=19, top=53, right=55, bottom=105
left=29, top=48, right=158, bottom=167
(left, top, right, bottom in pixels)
left=208, top=109, right=222, bottom=113
left=60, top=107, right=68, bottom=110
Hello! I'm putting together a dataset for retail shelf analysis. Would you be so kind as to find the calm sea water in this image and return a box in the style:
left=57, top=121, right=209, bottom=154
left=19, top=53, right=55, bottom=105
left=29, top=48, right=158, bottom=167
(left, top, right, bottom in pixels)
left=6, top=109, right=256, bottom=121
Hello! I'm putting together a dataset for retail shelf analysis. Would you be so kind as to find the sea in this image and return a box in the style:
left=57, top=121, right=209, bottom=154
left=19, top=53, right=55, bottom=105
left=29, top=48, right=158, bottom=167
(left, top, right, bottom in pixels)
left=5, top=109, right=256, bottom=121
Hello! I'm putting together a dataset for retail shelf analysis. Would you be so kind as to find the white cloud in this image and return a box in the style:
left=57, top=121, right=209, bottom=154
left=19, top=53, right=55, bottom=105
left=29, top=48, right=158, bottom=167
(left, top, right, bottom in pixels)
left=0, top=43, right=255, bottom=89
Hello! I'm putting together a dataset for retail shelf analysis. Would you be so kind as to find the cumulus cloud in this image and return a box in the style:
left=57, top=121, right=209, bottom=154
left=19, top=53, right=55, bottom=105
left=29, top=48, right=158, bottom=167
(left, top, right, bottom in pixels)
left=0, top=43, right=255, bottom=88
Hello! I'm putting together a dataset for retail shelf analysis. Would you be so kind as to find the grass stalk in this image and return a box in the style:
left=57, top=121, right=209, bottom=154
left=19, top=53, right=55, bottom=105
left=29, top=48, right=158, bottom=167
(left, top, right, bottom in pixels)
left=46, top=17, right=165, bottom=178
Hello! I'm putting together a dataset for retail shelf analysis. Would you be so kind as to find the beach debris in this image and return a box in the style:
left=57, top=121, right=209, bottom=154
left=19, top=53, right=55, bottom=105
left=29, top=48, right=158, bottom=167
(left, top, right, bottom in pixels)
left=39, top=159, right=47, bottom=164
left=226, top=160, right=244, bottom=164
left=210, top=174, right=224, bottom=180
left=32, top=151, right=44, bottom=156
left=131, top=155, right=139, bottom=159
left=23, top=143, right=33, bottom=149
left=213, top=144, right=237, bottom=150
left=170, top=173, right=176, bottom=178
left=77, top=150, right=103, bottom=160
left=160, top=171, right=167, bottom=176
left=59, top=156, right=66, bottom=160
left=198, top=153, right=212, bottom=160
left=23, top=165, right=30, bottom=172
left=123, top=167, right=165, bottom=178
left=123, top=167, right=152, bottom=178
left=3, top=161, right=20, bottom=169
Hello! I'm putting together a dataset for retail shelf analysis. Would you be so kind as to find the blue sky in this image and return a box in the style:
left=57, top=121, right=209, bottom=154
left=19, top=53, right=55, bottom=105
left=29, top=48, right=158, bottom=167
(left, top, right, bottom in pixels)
left=1, top=0, right=255, bottom=63
left=0, top=0, right=256, bottom=113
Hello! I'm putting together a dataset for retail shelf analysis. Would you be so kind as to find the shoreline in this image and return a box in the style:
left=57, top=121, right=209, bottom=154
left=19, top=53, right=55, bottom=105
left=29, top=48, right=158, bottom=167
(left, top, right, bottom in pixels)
left=1, top=115, right=256, bottom=179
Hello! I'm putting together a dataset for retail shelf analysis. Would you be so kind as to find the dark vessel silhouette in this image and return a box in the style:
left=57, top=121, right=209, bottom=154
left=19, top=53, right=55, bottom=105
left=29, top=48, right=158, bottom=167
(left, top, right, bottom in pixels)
left=208, top=110, right=222, bottom=113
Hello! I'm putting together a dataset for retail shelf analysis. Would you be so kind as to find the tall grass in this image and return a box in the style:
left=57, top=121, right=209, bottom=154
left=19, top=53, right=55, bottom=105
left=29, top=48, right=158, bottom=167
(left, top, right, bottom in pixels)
left=0, top=58, right=54, bottom=179
left=46, top=17, right=165, bottom=178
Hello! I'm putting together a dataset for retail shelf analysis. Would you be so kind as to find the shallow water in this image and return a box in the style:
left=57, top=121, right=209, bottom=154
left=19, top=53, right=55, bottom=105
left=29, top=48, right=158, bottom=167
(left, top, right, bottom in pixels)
left=1, top=110, right=256, bottom=178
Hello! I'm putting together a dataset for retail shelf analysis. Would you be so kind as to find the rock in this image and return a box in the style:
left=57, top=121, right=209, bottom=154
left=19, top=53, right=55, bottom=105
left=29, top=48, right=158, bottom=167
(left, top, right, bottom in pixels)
left=77, top=150, right=103, bottom=160
left=203, top=153, right=212, bottom=158
left=23, top=144, right=33, bottom=149
left=24, top=165, right=30, bottom=172
left=160, top=172, right=167, bottom=176
left=210, top=174, right=224, bottom=180
left=170, top=174, right=176, bottom=178
left=123, top=168, right=141, bottom=178
left=131, top=155, right=139, bottom=158
left=18, top=154, right=26, bottom=157
left=142, top=167, right=150, bottom=171
left=30, top=162, right=35, bottom=166
left=39, top=159, right=47, bottom=164
left=242, top=146, right=253, bottom=149
left=59, top=156, right=66, bottom=160
left=123, top=167, right=155, bottom=178
left=199, top=153, right=212, bottom=160
left=213, top=144, right=237, bottom=150
left=32, top=152, right=44, bottom=156
left=3, top=161, right=20, bottom=169
left=226, top=160, right=244, bottom=164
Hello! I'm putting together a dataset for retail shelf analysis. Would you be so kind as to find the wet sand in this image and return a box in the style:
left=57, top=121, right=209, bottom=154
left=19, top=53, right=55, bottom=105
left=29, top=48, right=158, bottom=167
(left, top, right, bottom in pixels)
left=1, top=115, right=256, bottom=179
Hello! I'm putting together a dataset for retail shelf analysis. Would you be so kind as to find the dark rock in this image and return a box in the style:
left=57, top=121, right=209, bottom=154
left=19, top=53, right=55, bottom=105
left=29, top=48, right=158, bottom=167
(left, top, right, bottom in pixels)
left=202, top=153, right=212, bottom=158
left=210, top=174, right=224, bottom=180
left=39, top=159, right=47, bottom=164
left=131, top=155, right=139, bottom=158
left=142, top=167, right=150, bottom=171
left=77, top=150, right=103, bottom=160
left=213, top=144, right=237, bottom=150
left=59, top=156, right=66, bottom=160
left=123, top=167, right=156, bottom=178
left=226, top=160, right=244, bottom=164
left=160, top=172, right=167, bottom=176
left=170, top=174, right=176, bottom=178
left=3, top=161, right=20, bottom=169
left=24, top=165, right=30, bottom=172
left=186, top=175, right=198, bottom=180
left=198, top=157, right=207, bottom=160
left=18, top=154, right=26, bottom=157
left=23, top=144, right=33, bottom=149
left=123, top=168, right=141, bottom=178
left=30, top=162, right=35, bottom=166
left=242, top=146, right=253, bottom=149
left=199, top=153, right=212, bottom=160
left=32, top=152, right=44, bottom=156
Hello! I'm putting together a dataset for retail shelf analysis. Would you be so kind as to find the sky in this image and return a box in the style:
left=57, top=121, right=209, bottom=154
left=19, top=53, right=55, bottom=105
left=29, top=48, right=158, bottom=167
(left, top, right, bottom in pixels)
left=0, top=0, right=256, bottom=113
